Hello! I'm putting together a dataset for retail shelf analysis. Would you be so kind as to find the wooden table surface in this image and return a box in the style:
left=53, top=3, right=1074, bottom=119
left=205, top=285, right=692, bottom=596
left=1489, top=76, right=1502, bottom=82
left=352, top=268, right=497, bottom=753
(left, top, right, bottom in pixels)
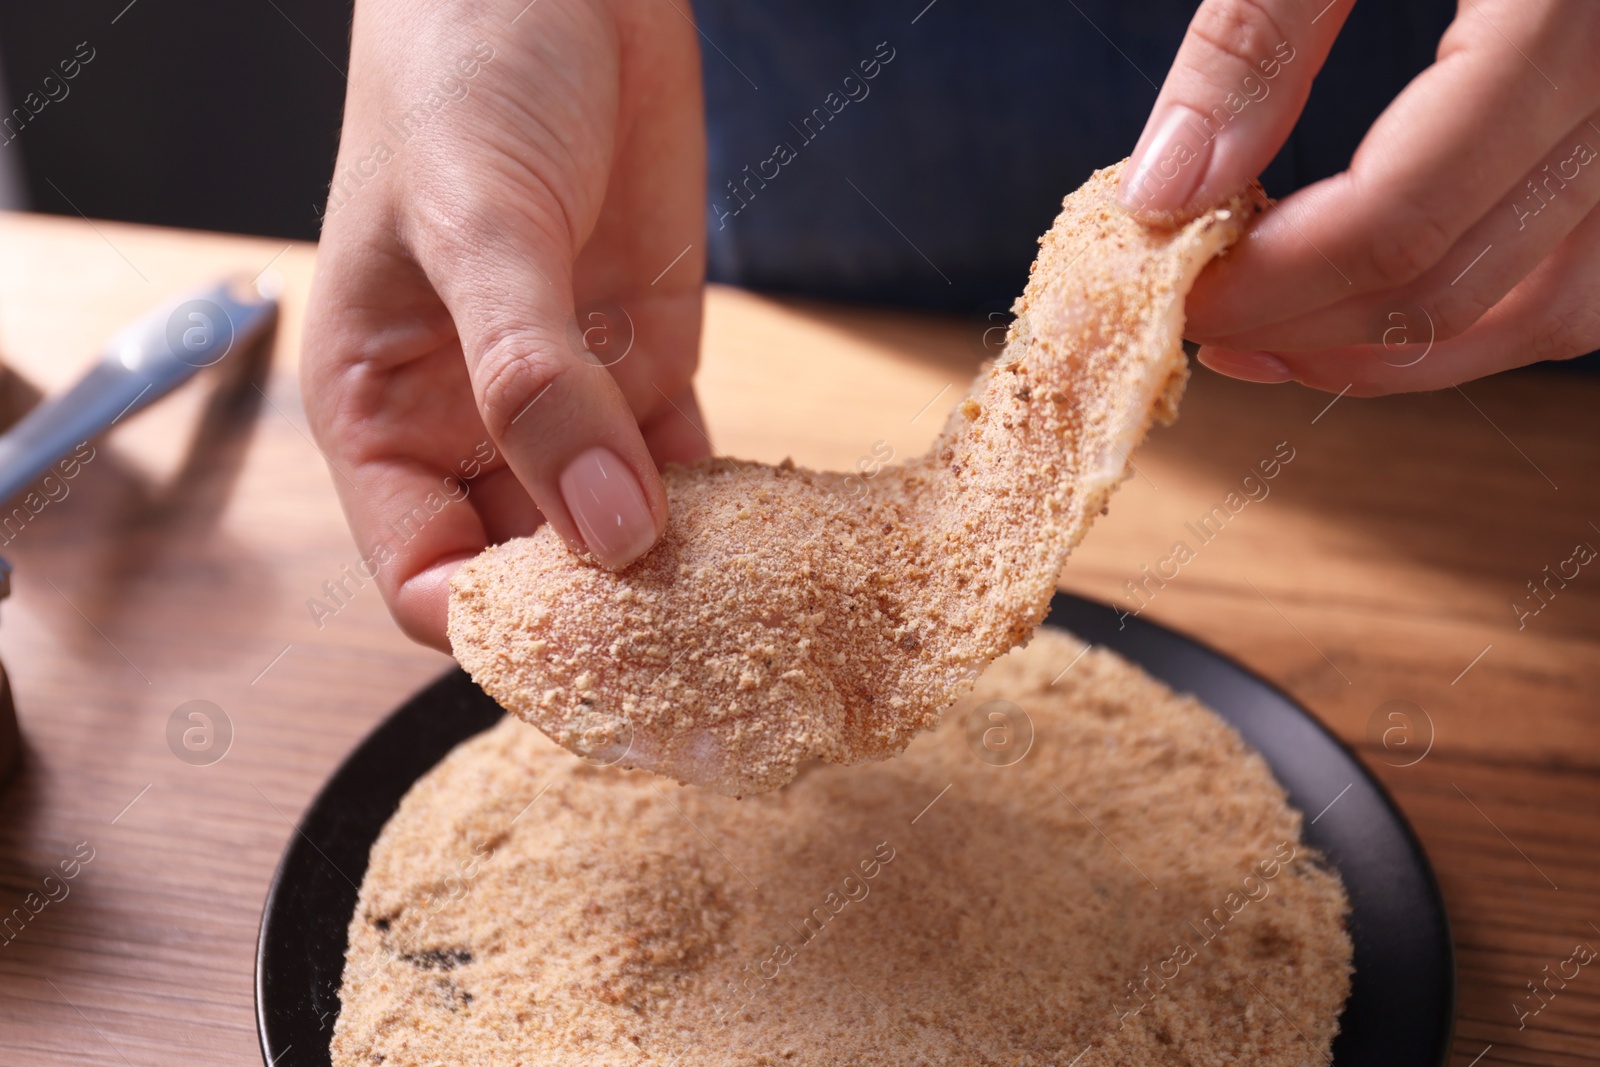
left=0, top=211, right=1593, bottom=1066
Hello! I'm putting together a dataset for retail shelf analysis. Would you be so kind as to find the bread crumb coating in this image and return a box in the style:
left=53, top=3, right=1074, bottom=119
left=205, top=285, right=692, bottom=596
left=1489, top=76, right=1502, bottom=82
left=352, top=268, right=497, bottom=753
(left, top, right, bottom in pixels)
left=335, top=630, right=1350, bottom=1067
left=449, top=161, right=1267, bottom=795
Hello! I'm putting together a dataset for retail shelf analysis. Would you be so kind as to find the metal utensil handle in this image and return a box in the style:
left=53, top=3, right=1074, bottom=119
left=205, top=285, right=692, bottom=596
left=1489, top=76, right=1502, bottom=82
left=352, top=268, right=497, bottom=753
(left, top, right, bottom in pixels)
left=0, top=277, right=278, bottom=506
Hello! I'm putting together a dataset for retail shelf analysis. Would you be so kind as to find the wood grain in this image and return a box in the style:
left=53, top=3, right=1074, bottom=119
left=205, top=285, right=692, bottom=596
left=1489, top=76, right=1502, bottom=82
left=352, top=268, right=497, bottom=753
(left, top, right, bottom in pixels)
left=0, top=212, right=1593, bottom=1065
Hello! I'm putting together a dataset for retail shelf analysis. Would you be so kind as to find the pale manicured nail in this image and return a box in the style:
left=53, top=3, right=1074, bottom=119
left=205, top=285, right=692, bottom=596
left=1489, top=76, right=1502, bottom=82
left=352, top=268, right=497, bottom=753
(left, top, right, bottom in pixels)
left=559, top=446, right=658, bottom=568
left=1118, top=105, right=1214, bottom=214
left=1196, top=347, right=1294, bottom=384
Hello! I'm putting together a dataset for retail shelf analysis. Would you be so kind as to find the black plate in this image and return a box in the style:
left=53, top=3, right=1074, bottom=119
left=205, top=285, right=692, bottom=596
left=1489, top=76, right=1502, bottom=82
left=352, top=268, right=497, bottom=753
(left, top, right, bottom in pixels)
left=256, top=593, right=1454, bottom=1066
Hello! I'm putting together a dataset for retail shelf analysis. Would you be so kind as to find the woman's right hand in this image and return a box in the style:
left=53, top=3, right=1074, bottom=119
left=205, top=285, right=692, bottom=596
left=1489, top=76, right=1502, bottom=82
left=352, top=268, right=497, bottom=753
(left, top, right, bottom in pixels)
left=301, top=0, right=711, bottom=652
left=1120, top=0, right=1600, bottom=395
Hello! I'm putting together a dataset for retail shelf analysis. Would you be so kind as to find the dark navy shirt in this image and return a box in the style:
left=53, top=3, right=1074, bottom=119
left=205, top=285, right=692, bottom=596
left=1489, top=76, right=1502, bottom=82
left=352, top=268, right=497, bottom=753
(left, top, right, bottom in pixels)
left=696, top=1, right=1455, bottom=313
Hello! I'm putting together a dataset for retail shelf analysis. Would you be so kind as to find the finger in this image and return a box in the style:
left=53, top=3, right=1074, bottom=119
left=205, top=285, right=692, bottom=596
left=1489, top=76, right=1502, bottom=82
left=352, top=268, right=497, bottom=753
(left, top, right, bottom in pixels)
left=567, top=284, right=707, bottom=472
left=1117, top=0, right=1352, bottom=218
left=381, top=463, right=543, bottom=652
left=416, top=207, right=669, bottom=572
left=640, top=382, right=712, bottom=468
left=465, top=464, right=544, bottom=544
left=303, top=232, right=502, bottom=652
left=570, top=0, right=707, bottom=455
left=318, top=394, right=503, bottom=652
left=311, top=347, right=537, bottom=651
left=1187, top=1, right=1600, bottom=339
left=367, top=465, right=484, bottom=653
left=1204, top=109, right=1600, bottom=351
left=1197, top=194, right=1600, bottom=395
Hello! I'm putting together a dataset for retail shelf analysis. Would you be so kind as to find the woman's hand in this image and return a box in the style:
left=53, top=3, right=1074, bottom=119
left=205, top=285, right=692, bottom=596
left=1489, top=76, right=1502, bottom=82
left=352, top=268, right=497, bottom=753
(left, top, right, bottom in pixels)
left=1119, top=0, right=1600, bottom=395
left=302, top=0, right=709, bottom=651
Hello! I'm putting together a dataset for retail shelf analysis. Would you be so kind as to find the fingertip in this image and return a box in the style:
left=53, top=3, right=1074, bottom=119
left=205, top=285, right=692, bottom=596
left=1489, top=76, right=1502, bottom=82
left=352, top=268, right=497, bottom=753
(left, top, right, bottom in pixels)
left=394, top=552, right=475, bottom=654
left=1195, top=346, right=1295, bottom=384
left=467, top=334, right=669, bottom=567
left=1240, top=345, right=1402, bottom=397
left=1117, top=105, right=1215, bottom=217
left=1121, top=0, right=1350, bottom=220
left=558, top=445, right=664, bottom=570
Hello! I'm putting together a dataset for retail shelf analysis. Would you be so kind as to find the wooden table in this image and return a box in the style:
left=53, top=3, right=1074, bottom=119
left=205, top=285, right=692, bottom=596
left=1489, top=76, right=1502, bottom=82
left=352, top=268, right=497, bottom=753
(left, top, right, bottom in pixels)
left=0, top=212, right=1593, bottom=1067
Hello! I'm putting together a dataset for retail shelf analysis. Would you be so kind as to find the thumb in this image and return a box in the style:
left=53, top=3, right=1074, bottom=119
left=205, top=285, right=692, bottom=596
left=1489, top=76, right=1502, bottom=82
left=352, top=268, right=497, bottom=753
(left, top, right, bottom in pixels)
left=428, top=223, right=668, bottom=571
left=1116, top=0, right=1352, bottom=217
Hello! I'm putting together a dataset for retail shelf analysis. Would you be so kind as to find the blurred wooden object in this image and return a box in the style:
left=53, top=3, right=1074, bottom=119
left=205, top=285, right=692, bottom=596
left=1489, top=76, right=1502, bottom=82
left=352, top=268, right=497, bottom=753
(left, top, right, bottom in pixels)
left=0, top=211, right=1593, bottom=1066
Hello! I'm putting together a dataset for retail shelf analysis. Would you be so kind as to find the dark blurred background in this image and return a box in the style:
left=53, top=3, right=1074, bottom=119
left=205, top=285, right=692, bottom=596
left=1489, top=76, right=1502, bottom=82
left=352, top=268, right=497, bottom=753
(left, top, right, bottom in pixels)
left=0, top=0, right=349, bottom=240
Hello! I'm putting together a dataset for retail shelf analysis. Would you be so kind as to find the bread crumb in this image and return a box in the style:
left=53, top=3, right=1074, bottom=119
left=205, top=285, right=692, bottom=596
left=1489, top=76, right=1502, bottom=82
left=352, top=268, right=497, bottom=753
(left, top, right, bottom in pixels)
left=334, top=629, right=1352, bottom=1067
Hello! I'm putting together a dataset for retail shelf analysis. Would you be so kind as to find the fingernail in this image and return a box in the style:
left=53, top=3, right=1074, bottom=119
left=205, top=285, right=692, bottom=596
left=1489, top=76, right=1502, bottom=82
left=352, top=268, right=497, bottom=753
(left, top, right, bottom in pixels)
left=1118, top=105, right=1214, bottom=215
left=559, top=446, right=658, bottom=568
left=1196, top=347, right=1294, bottom=384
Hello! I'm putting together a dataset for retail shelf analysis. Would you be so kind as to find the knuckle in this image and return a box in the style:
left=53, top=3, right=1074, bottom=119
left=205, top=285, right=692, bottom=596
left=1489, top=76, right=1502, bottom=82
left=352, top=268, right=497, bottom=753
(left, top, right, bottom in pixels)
left=410, top=185, right=503, bottom=260
left=474, top=333, right=568, bottom=439
left=1362, top=204, right=1456, bottom=289
left=1427, top=288, right=1493, bottom=341
left=419, top=196, right=485, bottom=258
left=1533, top=301, right=1600, bottom=363
left=1188, top=0, right=1290, bottom=73
left=407, top=163, right=574, bottom=267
